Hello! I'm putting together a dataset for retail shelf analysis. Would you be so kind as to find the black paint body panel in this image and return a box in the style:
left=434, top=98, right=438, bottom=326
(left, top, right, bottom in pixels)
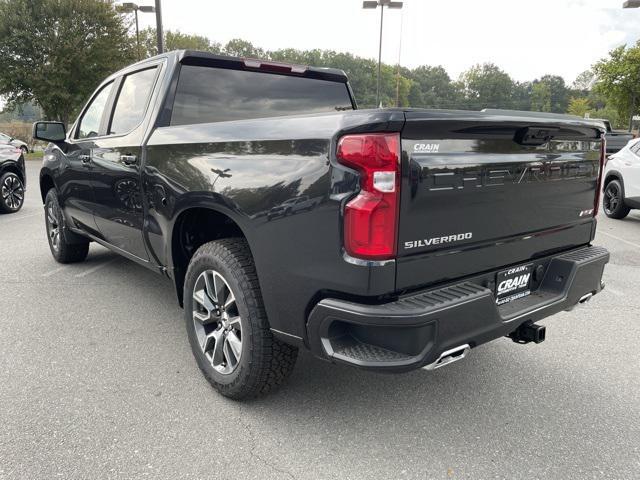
left=397, top=111, right=603, bottom=291
left=143, top=110, right=404, bottom=340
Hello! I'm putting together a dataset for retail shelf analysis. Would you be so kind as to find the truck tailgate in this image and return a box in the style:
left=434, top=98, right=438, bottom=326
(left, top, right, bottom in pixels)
left=397, top=111, right=603, bottom=290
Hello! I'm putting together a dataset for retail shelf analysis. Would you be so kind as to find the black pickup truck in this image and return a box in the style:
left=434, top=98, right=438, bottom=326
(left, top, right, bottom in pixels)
left=34, top=51, right=609, bottom=399
left=596, top=118, right=635, bottom=154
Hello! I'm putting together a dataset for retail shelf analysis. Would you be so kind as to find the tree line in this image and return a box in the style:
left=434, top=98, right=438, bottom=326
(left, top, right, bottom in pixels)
left=0, top=0, right=638, bottom=129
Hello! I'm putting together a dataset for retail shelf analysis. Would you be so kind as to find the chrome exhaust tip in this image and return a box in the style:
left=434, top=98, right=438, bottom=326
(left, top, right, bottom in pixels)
left=423, top=344, right=470, bottom=371
left=579, top=292, right=593, bottom=304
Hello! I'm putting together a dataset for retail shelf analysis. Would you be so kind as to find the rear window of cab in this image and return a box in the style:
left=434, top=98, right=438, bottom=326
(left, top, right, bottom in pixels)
left=170, top=65, right=353, bottom=126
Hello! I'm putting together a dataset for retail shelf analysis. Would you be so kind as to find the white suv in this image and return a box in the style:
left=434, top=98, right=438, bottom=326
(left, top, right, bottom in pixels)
left=603, top=137, right=640, bottom=219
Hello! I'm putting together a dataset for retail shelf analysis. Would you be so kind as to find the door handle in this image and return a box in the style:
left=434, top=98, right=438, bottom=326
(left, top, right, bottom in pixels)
left=79, top=154, right=91, bottom=166
left=120, top=154, right=138, bottom=166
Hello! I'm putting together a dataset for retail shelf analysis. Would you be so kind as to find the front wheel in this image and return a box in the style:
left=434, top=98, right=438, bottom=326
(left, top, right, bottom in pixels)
left=44, top=189, right=90, bottom=263
left=184, top=238, right=298, bottom=399
left=603, top=180, right=630, bottom=219
left=0, top=172, right=25, bottom=213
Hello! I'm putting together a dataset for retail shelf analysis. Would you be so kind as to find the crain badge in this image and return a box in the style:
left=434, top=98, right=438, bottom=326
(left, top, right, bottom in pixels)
left=404, top=232, right=472, bottom=250
left=413, top=143, right=440, bottom=153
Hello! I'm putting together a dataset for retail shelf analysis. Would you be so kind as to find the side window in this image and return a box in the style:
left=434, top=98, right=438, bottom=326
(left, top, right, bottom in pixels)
left=631, top=141, right=640, bottom=156
left=109, top=67, right=158, bottom=135
left=77, top=82, right=114, bottom=139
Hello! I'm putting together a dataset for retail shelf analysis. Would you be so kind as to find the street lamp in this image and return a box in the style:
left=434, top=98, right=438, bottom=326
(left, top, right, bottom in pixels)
left=363, top=0, right=403, bottom=108
left=119, top=2, right=156, bottom=60
left=154, top=0, right=165, bottom=54
left=623, top=0, right=640, bottom=131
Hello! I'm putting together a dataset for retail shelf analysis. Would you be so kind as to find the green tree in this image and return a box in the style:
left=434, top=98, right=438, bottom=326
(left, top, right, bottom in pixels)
left=138, top=28, right=222, bottom=57
left=223, top=39, right=265, bottom=58
left=511, top=82, right=533, bottom=110
left=593, top=42, right=640, bottom=130
left=406, top=65, right=457, bottom=108
left=457, top=63, right=514, bottom=110
left=394, top=73, right=413, bottom=107
left=530, top=82, right=552, bottom=112
left=0, top=0, right=134, bottom=124
left=572, top=69, right=596, bottom=91
left=567, top=97, right=590, bottom=117
left=589, top=104, right=622, bottom=128
left=530, top=75, right=569, bottom=113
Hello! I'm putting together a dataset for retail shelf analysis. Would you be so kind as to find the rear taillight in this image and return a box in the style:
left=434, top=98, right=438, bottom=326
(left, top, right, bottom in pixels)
left=594, top=134, right=606, bottom=217
left=337, top=133, right=400, bottom=260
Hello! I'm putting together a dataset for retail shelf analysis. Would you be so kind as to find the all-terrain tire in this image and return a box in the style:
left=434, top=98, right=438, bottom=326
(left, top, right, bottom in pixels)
left=184, top=238, right=298, bottom=400
left=44, top=189, right=90, bottom=263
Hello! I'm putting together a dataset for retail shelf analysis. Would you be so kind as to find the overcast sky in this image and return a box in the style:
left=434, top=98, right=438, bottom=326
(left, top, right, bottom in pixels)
left=133, top=0, right=640, bottom=84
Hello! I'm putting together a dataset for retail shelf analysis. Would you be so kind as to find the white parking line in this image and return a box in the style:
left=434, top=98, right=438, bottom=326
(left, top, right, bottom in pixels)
left=41, top=266, right=66, bottom=277
left=598, top=231, right=640, bottom=249
left=74, top=259, right=117, bottom=278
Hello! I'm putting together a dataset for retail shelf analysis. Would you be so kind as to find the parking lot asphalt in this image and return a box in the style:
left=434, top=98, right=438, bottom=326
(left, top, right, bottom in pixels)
left=0, top=161, right=638, bottom=480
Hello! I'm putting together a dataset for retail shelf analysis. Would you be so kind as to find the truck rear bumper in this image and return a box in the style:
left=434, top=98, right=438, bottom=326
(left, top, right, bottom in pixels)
left=306, top=246, right=609, bottom=372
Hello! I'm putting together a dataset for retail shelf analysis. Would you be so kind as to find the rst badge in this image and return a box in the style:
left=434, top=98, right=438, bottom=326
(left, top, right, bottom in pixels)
left=579, top=208, right=594, bottom=217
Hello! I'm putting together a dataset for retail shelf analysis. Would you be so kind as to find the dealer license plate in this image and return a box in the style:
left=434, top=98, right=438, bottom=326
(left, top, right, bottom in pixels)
left=495, top=264, right=533, bottom=305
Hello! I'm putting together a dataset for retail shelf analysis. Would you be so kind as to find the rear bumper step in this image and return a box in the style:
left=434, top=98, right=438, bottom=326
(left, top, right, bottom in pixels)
left=306, top=245, right=609, bottom=372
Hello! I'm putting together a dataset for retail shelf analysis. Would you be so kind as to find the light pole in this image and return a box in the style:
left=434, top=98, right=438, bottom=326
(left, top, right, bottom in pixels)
left=363, top=0, right=403, bottom=108
left=623, top=0, right=640, bottom=131
left=120, top=3, right=156, bottom=60
left=155, top=0, right=165, bottom=54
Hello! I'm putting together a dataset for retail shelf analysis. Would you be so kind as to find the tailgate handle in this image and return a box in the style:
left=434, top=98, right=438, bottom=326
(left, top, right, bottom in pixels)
left=514, top=127, right=559, bottom=146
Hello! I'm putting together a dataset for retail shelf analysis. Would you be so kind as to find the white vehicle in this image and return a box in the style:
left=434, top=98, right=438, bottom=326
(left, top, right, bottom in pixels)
left=603, top=137, right=640, bottom=219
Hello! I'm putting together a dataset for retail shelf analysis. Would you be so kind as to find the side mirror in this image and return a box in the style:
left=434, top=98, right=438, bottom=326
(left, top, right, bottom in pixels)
left=32, top=121, right=66, bottom=143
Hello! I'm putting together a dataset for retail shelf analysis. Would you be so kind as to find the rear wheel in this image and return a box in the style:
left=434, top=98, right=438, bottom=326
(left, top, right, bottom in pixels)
left=44, top=189, right=90, bottom=263
left=184, top=238, right=298, bottom=399
left=0, top=172, right=24, bottom=213
left=603, top=179, right=630, bottom=219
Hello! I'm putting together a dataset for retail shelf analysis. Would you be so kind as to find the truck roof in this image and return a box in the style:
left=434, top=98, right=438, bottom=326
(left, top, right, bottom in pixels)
left=134, top=50, right=349, bottom=84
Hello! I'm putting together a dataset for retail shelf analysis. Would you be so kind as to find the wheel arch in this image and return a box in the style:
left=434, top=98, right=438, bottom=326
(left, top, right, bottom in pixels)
left=39, top=170, right=56, bottom=203
left=0, top=163, right=25, bottom=185
left=169, top=205, right=251, bottom=307
left=603, top=170, right=626, bottom=199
